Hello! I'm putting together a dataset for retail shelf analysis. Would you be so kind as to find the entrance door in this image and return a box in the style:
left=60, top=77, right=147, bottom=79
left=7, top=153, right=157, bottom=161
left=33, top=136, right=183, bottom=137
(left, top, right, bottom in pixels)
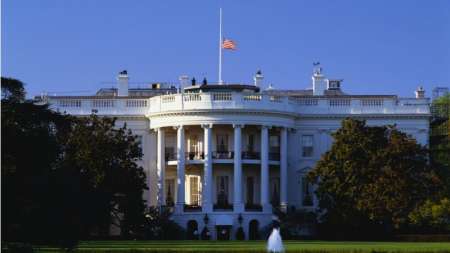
left=216, top=226, right=231, bottom=240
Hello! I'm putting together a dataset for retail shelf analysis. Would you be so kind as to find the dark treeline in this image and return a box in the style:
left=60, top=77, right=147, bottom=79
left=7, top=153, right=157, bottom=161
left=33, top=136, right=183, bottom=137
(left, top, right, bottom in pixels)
left=1, top=77, right=149, bottom=248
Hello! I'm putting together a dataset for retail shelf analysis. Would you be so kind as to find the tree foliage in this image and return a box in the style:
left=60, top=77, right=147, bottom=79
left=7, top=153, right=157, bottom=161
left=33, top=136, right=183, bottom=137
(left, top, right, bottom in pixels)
left=2, top=77, right=148, bottom=247
left=141, top=207, right=184, bottom=240
left=430, top=94, right=450, bottom=196
left=308, top=118, right=441, bottom=238
left=1, top=77, right=25, bottom=102
left=409, top=198, right=450, bottom=233
left=59, top=115, right=148, bottom=237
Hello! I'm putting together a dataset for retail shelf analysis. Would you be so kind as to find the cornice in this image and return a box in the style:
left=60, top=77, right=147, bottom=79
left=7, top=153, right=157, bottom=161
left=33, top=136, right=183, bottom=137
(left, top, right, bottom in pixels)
left=147, top=109, right=298, bottom=119
left=298, top=113, right=431, bottom=120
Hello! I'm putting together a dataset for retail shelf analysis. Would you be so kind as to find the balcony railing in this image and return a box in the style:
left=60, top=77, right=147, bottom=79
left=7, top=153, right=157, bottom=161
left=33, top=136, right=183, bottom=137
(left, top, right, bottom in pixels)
left=213, top=203, right=233, bottom=211
left=269, top=152, right=280, bottom=161
left=212, top=151, right=234, bottom=159
left=186, top=152, right=204, bottom=160
left=166, top=151, right=280, bottom=161
left=44, top=92, right=430, bottom=117
left=184, top=204, right=202, bottom=212
left=245, top=203, right=262, bottom=212
left=150, top=93, right=430, bottom=116
left=242, top=151, right=260, bottom=159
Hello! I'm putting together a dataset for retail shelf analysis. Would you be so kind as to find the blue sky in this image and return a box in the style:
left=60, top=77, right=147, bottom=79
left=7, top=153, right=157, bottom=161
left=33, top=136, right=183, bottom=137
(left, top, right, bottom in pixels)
left=2, top=0, right=449, bottom=98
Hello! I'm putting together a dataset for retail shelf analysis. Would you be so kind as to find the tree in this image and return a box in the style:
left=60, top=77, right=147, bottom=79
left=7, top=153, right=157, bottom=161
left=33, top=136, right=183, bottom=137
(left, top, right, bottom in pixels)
left=2, top=77, right=148, bottom=247
left=58, top=115, right=148, bottom=237
left=1, top=77, right=25, bottom=102
left=308, top=119, right=440, bottom=239
left=430, top=94, right=450, bottom=196
left=2, top=77, right=75, bottom=246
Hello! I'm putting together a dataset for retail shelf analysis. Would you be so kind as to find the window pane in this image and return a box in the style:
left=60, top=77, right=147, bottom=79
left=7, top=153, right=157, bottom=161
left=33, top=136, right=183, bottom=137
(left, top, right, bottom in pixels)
left=302, top=135, right=314, bottom=157
left=301, top=176, right=313, bottom=206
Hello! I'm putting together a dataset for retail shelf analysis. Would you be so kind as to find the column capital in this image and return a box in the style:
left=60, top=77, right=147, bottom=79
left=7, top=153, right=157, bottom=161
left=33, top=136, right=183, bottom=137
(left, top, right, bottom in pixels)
left=261, top=125, right=272, bottom=130
left=232, top=124, right=244, bottom=129
left=288, top=127, right=297, bottom=133
left=201, top=123, right=213, bottom=129
left=173, top=125, right=183, bottom=130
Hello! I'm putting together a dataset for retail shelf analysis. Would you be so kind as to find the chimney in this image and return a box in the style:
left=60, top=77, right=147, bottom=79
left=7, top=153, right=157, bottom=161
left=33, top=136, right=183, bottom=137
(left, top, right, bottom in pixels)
left=312, top=65, right=326, bottom=96
left=253, top=70, right=264, bottom=87
left=415, top=86, right=425, bottom=99
left=117, top=70, right=129, bottom=96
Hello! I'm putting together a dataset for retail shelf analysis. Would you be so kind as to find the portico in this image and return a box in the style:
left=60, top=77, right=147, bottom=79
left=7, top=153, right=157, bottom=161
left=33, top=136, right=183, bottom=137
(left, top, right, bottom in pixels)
left=155, top=123, right=289, bottom=214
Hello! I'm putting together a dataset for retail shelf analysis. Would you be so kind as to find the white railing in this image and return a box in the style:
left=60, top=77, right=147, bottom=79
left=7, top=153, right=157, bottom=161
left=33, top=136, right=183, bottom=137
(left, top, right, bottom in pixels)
left=212, top=92, right=232, bottom=101
left=92, top=99, right=115, bottom=108
left=48, top=98, right=150, bottom=115
left=46, top=93, right=430, bottom=116
left=329, top=99, right=351, bottom=107
left=183, top=94, right=201, bottom=102
left=58, top=99, right=81, bottom=107
left=243, top=94, right=262, bottom=101
left=126, top=99, right=148, bottom=107
left=361, top=99, right=383, bottom=107
left=149, top=93, right=430, bottom=115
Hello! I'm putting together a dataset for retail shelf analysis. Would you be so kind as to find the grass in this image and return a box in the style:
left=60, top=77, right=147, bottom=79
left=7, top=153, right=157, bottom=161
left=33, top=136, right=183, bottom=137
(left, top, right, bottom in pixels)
left=33, top=240, right=450, bottom=253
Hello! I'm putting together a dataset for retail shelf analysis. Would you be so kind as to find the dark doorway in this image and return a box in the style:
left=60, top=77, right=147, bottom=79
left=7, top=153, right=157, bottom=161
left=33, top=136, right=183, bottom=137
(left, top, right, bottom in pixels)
left=187, top=220, right=199, bottom=240
left=216, top=225, right=231, bottom=240
left=249, top=220, right=259, bottom=240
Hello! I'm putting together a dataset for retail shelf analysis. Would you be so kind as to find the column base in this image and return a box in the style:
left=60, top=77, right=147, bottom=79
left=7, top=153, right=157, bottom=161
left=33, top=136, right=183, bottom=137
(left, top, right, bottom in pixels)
left=202, top=203, right=213, bottom=213
left=262, top=203, right=273, bottom=213
left=280, top=203, right=288, bottom=213
left=233, top=203, right=244, bottom=213
left=175, top=203, right=184, bottom=214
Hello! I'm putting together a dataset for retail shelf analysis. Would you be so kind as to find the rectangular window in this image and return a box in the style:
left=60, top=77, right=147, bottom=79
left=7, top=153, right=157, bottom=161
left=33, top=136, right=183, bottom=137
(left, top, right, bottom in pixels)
left=189, top=176, right=201, bottom=206
left=302, top=135, right=314, bottom=157
left=165, top=179, right=175, bottom=206
left=216, top=176, right=229, bottom=206
left=269, top=135, right=280, bottom=153
left=302, top=176, right=313, bottom=206
left=270, top=177, right=280, bottom=206
left=246, top=177, right=254, bottom=205
left=216, top=134, right=228, bottom=152
left=247, top=134, right=254, bottom=152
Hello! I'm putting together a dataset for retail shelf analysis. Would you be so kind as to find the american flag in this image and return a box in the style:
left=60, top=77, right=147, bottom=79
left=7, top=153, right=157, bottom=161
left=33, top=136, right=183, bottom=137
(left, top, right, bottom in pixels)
left=222, top=39, right=236, bottom=50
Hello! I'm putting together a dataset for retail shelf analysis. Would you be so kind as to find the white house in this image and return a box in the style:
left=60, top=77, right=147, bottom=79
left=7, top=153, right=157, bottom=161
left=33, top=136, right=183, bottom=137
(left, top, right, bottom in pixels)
left=37, top=66, right=430, bottom=240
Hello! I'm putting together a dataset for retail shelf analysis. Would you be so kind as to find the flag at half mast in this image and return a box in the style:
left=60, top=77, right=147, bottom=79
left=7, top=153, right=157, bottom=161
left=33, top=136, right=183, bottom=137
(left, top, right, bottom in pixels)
left=222, top=39, right=236, bottom=50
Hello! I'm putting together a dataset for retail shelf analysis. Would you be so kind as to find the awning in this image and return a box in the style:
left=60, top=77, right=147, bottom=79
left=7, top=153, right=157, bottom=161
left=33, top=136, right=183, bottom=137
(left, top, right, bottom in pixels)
left=214, top=215, right=233, bottom=226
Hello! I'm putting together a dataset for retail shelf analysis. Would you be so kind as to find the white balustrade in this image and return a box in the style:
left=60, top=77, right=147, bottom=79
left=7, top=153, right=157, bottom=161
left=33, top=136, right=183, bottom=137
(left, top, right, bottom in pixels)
left=47, top=93, right=430, bottom=117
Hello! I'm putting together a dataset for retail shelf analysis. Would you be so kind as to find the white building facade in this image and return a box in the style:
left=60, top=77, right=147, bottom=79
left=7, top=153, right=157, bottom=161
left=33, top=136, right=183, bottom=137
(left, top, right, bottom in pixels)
left=39, top=68, right=430, bottom=240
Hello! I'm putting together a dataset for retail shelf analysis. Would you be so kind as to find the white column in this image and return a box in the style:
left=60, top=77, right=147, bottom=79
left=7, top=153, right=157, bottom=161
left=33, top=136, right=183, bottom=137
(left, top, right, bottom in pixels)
left=233, top=124, right=244, bottom=212
left=175, top=125, right=185, bottom=213
left=260, top=125, right=271, bottom=212
left=280, top=127, right=288, bottom=212
left=157, top=128, right=166, bottom=207
left=202, top=124, right=213, bottom=213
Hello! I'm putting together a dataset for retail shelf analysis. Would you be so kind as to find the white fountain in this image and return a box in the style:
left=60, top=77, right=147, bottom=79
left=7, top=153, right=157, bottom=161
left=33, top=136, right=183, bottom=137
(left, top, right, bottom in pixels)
left=267, top=227, right=284, bottom=253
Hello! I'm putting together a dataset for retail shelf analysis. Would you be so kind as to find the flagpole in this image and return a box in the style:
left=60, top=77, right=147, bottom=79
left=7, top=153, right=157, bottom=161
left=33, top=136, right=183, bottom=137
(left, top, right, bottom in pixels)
left=218, top=8, right=223, bottom=85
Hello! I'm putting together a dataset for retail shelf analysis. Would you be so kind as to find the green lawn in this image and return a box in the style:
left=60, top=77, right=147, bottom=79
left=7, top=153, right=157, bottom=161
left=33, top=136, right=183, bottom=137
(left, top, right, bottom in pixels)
left=34, top=240, right=450, bottom=253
